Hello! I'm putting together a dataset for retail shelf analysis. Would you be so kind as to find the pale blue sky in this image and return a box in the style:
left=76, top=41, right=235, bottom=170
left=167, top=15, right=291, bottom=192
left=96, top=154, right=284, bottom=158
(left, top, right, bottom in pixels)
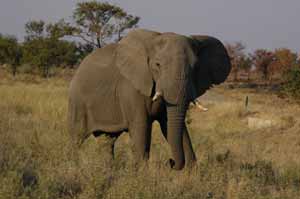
left=0, top=0, right=299, bottom=52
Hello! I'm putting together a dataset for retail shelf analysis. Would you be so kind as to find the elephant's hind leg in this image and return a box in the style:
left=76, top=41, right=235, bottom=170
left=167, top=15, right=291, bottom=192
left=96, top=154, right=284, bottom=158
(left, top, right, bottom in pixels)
left=94, top=132, right=121, bottom=166
left=68, top=99, right=90, bottom=147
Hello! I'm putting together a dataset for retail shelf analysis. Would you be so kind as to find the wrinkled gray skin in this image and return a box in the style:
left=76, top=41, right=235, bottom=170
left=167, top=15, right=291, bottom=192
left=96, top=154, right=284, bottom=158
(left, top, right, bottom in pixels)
left=68, top=29, right=231, bottom=170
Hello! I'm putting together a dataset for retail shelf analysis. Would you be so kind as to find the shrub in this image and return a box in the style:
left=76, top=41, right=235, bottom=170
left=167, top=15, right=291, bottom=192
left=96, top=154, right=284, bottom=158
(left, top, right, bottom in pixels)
left=282, top=67, right=300, bottom=99
left=18, top=64, right=35, bottom=74
left=22, top=38, right=78, bottom=78
left=0, top=34, right=22, bottom=76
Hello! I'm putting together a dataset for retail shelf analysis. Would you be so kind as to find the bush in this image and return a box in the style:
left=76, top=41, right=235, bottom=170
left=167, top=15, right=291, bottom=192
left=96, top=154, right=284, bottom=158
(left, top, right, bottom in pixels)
left=282, top=67, right=300, bottom=99
left=22, top=38, right=79, bottom=77
left=18, top=64, right=35, bottom=74
left=0, top=34, right=22, bottom=76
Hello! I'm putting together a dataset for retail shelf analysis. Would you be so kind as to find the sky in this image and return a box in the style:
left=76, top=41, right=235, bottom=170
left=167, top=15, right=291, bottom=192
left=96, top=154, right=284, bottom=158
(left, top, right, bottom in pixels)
left=0, top=0, right=299, bottom=52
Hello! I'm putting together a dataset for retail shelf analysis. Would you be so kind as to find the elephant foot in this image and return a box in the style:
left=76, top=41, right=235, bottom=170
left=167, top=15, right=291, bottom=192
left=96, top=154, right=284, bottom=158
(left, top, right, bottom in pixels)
left=165, top=158, right=197, bottom=170
left=169, top=159, right=176, bottom=168
left=164, top=159, right=176, bottom=170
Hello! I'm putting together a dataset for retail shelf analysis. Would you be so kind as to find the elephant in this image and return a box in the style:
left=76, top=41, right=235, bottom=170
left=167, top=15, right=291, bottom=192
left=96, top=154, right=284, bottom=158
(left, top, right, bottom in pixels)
left=68, top=29, right=231, bottom=170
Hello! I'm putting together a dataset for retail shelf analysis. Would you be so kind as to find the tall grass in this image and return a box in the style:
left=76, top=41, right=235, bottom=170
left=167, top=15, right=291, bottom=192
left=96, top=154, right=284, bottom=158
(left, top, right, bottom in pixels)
left=1, top=77, right=300, bottom=199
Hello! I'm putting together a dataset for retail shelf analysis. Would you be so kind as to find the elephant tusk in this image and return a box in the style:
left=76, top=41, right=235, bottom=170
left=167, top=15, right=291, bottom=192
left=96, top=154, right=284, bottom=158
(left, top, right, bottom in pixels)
left=193, top=100, right=208, bottom=111
left=152, top=91, right=162, bottom=101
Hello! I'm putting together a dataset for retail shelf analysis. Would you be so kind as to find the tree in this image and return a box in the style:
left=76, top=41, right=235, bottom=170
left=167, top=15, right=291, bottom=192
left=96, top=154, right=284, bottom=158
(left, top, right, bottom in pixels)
left=18, top=2, right=141, bottom=77
left=0, top=34, right=22, bottom=76
left=238, top=55, right=253, bottom=81
left=24, top=20, right=45, bottom=41
left=76, top=43, right=94, bottom=61
left=25, top=19, right=73, bottom=40
left=22, top=38, right=51, bottom=77
left=270, top=48, right=298, bottom=81
left=114, top=14, right=140, bottom=41
left=22, top=20, right=79, bottom=77
left=69, top=1, right=140, bottom=48
left=225, top=42, right=247, bottom=81
left=45, top=19, right=76, bottom=40
left=250, top=49, right=275, bottom=81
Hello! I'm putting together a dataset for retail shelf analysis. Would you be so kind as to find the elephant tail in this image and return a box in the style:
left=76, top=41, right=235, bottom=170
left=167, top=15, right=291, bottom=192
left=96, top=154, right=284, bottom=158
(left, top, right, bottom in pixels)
left=68, top=96, right=90, bottom=147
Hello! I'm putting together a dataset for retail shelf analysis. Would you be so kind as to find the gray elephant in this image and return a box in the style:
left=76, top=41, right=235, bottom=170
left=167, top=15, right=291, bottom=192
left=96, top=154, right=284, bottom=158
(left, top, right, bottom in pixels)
left=68, top=29, right=231, bottom=170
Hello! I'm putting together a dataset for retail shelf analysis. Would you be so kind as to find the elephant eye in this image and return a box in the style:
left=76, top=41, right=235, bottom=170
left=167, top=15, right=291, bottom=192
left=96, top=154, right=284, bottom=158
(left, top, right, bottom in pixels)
left=156, top=63, right=161, bottom=67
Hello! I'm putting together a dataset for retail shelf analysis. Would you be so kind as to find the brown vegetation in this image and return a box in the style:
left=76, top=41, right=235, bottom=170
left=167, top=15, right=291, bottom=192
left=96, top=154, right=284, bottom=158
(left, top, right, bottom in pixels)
left=226, top=45, right=300, bottom=86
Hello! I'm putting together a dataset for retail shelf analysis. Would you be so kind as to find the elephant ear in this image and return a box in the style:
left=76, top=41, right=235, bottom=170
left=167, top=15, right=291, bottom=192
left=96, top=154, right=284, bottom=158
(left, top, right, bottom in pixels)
left=116, top=29, right=161, bottom=97
left=190, top=35, right=231, bottom=98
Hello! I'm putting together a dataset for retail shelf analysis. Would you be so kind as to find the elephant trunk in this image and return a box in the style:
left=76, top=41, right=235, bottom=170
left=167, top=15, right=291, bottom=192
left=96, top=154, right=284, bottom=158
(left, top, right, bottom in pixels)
left=166, top=102, right=188, bottom=170
left=161, top=73, right=191, bottom=170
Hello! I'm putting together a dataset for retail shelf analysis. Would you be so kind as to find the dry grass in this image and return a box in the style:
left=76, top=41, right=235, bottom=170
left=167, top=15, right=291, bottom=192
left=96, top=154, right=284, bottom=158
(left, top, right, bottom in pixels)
left=1, top=73, right=300, bottom=199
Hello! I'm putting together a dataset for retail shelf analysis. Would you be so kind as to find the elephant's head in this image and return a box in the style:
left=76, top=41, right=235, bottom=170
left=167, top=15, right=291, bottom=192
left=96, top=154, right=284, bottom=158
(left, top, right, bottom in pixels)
left=116, top=29, right=231, bottom=169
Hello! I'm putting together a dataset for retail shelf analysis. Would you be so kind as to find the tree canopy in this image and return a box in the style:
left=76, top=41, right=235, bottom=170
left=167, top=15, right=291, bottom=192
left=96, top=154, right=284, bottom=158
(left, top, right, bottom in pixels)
left=250, top=49, right=276, bottom=80
left=69, top=1, right=140, bottom=48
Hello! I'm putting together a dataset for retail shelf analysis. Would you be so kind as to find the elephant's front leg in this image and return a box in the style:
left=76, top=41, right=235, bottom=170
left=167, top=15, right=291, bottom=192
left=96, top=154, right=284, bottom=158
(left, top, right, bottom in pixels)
left=182, top=126, right=196, bottom=167
left=158, top=115, right=196, bottom=168
left=129, top=118, right=152, bottom=164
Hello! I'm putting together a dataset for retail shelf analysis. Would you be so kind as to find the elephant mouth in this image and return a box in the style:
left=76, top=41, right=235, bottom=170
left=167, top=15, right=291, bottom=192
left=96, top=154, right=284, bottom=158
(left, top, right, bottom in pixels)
left=153, top=77, right=189, bottom=105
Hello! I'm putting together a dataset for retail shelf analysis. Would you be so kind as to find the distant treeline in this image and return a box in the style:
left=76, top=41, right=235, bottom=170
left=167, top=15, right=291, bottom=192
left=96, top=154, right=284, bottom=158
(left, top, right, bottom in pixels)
left=225, top=42, right=300, bottom=98
left=0, top=1, right=299, bottom=98
left=0, top=1, right=139, bottom=77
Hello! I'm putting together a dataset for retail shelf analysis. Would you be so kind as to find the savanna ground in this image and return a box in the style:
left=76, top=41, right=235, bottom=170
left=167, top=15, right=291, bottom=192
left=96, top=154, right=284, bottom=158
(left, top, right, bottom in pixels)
left=1, top=70, right=300, bottom=199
